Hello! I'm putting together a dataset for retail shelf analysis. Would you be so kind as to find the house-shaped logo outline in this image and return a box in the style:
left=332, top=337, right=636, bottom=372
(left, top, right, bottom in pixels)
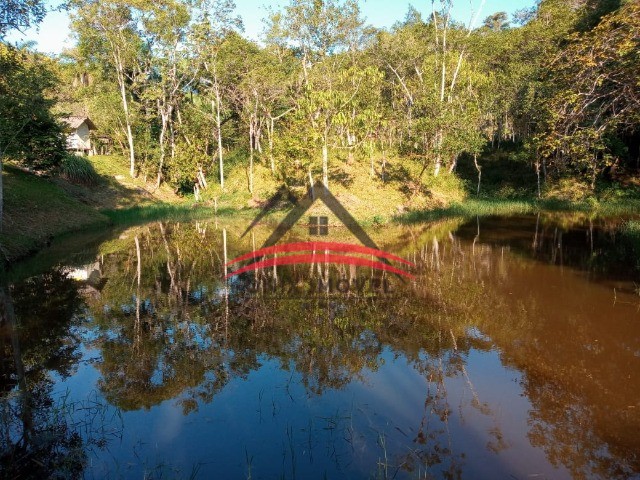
left=227, top=182, right=414, bottom=279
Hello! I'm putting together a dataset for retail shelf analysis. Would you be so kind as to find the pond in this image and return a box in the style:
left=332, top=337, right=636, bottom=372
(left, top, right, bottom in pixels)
left=1, top=214, right=639, bottom=479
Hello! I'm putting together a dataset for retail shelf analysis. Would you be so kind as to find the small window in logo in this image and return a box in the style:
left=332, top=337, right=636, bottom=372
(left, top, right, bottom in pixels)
left=309, top=216, right=329, bottom=235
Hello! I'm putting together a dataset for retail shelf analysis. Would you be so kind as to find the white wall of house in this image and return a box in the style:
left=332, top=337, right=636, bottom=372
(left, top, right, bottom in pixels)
left=66, top=122, right=91, bottom=151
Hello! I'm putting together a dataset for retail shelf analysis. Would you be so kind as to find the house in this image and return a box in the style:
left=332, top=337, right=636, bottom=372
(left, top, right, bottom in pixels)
left=62, top=116, right=97, bottom=155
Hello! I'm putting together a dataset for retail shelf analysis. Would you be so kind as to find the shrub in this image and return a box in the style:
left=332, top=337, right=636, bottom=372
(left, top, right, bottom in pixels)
left=59, top=154, right=99, bottom=185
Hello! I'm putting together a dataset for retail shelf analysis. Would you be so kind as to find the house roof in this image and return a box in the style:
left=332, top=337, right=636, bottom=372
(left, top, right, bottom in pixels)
left=62, top=116, right=97, bottom=130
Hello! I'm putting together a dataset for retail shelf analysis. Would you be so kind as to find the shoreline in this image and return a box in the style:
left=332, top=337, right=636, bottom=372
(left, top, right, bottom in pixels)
left=4, top=195, right=640, bottom=272
left=3, top=156, right=639, bottom=272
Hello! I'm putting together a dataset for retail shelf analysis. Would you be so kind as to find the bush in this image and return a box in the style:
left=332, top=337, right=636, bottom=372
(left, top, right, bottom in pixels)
left=59, top=154, right=99, bottom=185
left=622, top=220, right=640, bottom=242
left=544, top=178, right=592, bottom=201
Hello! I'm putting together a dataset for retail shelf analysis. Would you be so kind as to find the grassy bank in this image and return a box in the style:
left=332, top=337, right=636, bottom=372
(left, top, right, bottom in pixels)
left=1, top=155, right=185, bottom=267
left=195, top=150, right=640, bottom=225
left=398, top=197, right=640, bottom=224
left=1, top=165, right=109, bottom=264
left=54, top=154, right=182, bottom=209
left=2, top=152, right=640, bottom=268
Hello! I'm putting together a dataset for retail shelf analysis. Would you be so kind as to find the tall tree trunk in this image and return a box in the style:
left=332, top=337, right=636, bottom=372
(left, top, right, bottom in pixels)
left=113, top=51, right=136, bottom=178
left=215, top=81, right=224, bottom=190
left=439, top=7, right=449, bottom=104
left=268, top=117, right=275, bottom=174
left=473, top=154, right=482, bottom=194
left=448, top=154, right=457, bottom=173
left=381, top=140, right=387, bottom=183
left=434, top=158, right=442, bottom=177
left=322, top=138, right=329, bottom=189
left=369, top=141, right=375, bottom=178
left=535, top=158, right=542, bottom=199
left=434, top=130, right=443, bottom=177
left=169, top=114, right=176, bottom=163
left=347, top=130, right=355, bottom=164
left=156, top=101, right=168, bottom=189
left=248, top=120, right=254, bottom=194
left=308, top=167, right=315, bottom=199
left=436, top=14, right=445, bottom=178
left=448, top=0, right=485, bottom=101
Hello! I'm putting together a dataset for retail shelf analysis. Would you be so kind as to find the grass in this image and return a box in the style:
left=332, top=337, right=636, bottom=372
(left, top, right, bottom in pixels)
left=623, top=219, right=640, bottom=235
left=398, top=198, right=537, bottom=223
left=54, top=154, right=183, bottom=210
left=398, top=196, right=640, bottom=224
left=201, top=150, right=640, bottom=227
left=0, top=155, right=187, bottom=268
left=3, top=149, right=640, bottom=268
left=199, top=152, right=466, bottom=224
left=0, top=387, right=122, bottom=479
left=1, top=165, right=109, bottom=265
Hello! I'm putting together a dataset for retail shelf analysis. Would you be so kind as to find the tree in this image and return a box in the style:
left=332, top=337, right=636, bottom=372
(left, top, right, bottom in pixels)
left=374, top=3, right=487, bottom=179
left=225, top=36, right=267, bottom=194
left=0, top=44, right=65, bottom=231
left=538, top=1, right=640, bottom=188
left=1, top=0, right=57, bottom=232
left=70, top=0, right=148, bottom=178
left=0, top=0, right=46, bottom=38
left=265, top=0, right=366, bottom=82
left=191, top=0, right=242, bottom=191
left=140, top=0, right=196, bottom=188
left=299, top=61, right=382, bottom=188
left=264, top=0, right=368, bottom=188
left=240, top=44, right=297, bottom=179
left=482, top=12, right=509, bottom=31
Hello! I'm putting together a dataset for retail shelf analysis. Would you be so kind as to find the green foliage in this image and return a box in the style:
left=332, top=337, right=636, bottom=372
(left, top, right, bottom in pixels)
left=59, top=154, right=99, bottom=185
left=0, top=0, right=46, bottom=38
left=535, top=1, right=640, bottom=187
left=0, top=43, right=65, bottom=170
left=54, top=0, right=640, bottom=209
left=545, top=178, right=594, bottom=202
left=399, top=198, right=537, bottom=223
left=422, top=171, right=468, bottom=203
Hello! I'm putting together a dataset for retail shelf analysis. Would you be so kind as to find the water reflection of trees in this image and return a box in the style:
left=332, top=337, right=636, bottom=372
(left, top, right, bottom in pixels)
left=454, top=214, right=640, bottom=287
left=6, top=216, right=638, bottom=478
left=90, top=222, right=481, bottom=395
left=411, top=218, right=640, bottom=480
left=75, top=221, right=503, bottom=477
left=0, top=271, right=118, bottom=479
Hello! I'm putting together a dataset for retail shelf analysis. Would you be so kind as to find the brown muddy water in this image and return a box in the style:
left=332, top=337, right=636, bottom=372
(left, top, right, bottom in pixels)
left=1, top=214, right=639, bottom=479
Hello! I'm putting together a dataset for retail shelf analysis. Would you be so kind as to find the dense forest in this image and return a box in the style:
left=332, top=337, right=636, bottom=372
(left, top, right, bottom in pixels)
left=1, top=0, right=639, bottom=211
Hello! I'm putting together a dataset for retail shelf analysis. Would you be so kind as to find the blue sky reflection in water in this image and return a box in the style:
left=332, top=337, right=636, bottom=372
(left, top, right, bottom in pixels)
left=1, top=215, right=640, bottom=479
